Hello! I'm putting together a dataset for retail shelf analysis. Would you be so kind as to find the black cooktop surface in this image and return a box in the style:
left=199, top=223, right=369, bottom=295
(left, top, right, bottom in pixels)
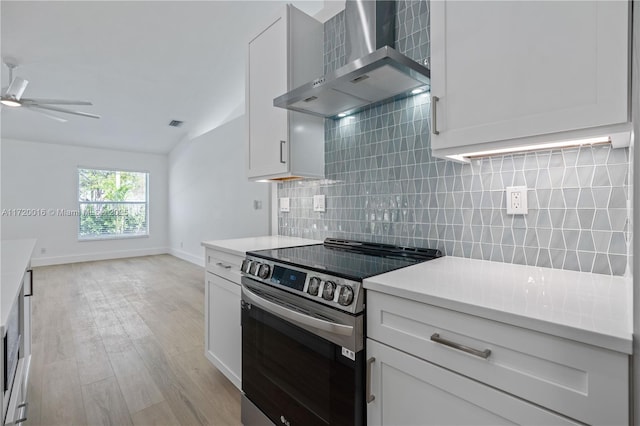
left=248, top=239, right=442, bottom=281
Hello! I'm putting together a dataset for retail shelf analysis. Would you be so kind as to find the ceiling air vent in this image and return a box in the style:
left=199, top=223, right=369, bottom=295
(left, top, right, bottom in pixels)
left=168, top=120, right=184, bottom=127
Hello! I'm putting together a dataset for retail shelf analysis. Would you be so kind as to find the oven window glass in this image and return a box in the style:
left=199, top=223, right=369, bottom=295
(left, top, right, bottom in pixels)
left=242, top=304, right=363, bottom=426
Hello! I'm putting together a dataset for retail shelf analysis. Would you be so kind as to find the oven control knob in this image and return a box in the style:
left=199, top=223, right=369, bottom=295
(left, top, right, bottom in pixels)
left=249, top=262, right=259, bottom=276
left=258, top=264, right=271, bottom=279
left=322, top=281, right=336, bottom=300
left=308, top=277, right=321, bottom=296
left=241, top=259, right=251, bottom=273
left=338, top=286, right=354, bottom=306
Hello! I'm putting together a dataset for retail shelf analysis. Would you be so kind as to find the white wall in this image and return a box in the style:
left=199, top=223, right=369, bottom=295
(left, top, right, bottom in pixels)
left=1, top=138, right=169, bottom=266
left=168, top=114, right=270, bottom=265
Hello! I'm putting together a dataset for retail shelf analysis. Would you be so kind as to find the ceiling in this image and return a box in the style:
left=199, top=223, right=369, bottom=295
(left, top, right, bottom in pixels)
left=1, top=1, right=341, bottom=154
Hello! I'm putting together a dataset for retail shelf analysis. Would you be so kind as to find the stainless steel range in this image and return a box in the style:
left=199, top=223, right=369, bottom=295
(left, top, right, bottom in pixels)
left=240, top=238, right=442, bottom=426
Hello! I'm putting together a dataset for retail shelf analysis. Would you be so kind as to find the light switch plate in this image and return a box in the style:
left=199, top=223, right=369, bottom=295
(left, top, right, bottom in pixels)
left=279, top=197, right=290, bottom=213
left=313, top=194, right=326, bottom=212
left=506, top=186, right=528, bottom=215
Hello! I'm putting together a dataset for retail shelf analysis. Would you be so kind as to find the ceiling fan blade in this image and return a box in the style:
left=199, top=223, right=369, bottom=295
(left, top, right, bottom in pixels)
left=21, top=98, right=93, bottom=106
left=29, top=104, right=100, bottom=119
left=6, top=77, right=28, bottom=100
left=22, top=106, right=68, bottom=122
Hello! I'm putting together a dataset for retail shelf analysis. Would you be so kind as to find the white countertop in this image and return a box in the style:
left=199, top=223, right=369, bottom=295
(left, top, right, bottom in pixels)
left=202, top=235, right=321, bottom=257
left=1, top=239, right=36, bottom=328
left=364, top=256, right=633, bottom=354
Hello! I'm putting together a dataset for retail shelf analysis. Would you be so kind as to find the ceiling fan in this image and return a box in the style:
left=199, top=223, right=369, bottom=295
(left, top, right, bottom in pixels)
left=1, top=60, right=100, bottom=122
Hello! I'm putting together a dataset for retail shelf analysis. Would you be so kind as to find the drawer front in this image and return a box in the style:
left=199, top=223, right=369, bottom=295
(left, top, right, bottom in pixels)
left=206, top=249, right=243, bottom=284
left=367, top=339, right=580, bottom=426
left=367, top=291, right=628, bottom=425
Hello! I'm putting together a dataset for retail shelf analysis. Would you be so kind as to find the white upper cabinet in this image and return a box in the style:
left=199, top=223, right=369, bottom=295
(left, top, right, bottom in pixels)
left=246, top=5, right=324, bottom=181
left=430, top=0, right=631, bottom=162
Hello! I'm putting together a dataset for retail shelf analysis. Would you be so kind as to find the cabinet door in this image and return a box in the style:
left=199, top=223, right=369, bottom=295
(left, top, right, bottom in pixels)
left=247, top=11, right=289, bottom=179
left=366, top=339, right=579, bottom=426
left=4, top=357, right=27, bottom=426
left=431, top=0, right=629, bottom=151
left=205, top=272, right=241, bottom=389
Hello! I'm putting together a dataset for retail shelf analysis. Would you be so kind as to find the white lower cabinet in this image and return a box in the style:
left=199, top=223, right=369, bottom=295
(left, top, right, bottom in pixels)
left=366, top=291, right=629, bottom=425
left=204, top=249, right=243, bottom=390
left=4, top=358, right=28, bottom=426
left=366, top=339, right=579, bottom=426
left=5, top=269, right=33, bottom=426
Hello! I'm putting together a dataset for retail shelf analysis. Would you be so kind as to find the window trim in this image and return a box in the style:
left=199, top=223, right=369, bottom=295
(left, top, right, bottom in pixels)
left=77, top=167, right=150, bottom=241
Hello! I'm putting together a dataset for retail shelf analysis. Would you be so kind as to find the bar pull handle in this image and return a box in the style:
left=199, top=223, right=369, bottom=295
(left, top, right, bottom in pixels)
left=430, top=333, right=491, bottom=359
left=15, top=402, right=28, bottom=424
left=242, top=282, right=353, bottom=336
left=216, top=262, right=232, bottom=270
left=25, top=270, right=33, bottom=297
left=366, top=357, right=376, bottom=403
left=280, top=140, right=286, bottom=164
left=431, top=95, right=440, bottom=135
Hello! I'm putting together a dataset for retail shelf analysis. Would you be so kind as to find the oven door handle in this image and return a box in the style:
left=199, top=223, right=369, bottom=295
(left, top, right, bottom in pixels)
left=242, top=285, right=354, bottom=337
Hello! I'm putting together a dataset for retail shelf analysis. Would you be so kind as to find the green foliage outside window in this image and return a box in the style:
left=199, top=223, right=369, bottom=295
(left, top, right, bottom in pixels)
left=78, top=168, right=148, bottom=239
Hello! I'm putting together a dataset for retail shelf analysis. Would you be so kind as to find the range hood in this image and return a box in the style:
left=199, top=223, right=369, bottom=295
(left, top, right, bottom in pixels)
left=273, top=0, right=430, bottom=119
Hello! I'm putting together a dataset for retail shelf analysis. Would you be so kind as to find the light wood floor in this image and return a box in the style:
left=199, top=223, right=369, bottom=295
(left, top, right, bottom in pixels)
left=26, top=255, right=241, bottom=426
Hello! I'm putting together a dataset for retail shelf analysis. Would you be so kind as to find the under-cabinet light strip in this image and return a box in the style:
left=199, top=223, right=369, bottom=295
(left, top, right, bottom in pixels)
left=446, top=136, right=611, bottom=162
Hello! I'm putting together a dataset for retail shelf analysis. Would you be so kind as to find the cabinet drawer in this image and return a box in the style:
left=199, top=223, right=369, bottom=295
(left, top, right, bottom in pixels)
left=367, top=291, right=628, bottom=425
left=367, top=339, right=579, bottom=426
left=206, top=249, right=242, bottom=284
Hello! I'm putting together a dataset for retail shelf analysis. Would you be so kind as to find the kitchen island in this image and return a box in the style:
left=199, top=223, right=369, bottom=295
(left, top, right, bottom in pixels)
left=1, top=239, right=36, bottom=328
left=1, top=238, right=36, bottom=425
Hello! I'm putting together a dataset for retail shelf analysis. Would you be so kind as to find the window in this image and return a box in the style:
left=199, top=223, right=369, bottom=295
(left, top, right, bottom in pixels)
left=78, top=168, right=149, bottom=240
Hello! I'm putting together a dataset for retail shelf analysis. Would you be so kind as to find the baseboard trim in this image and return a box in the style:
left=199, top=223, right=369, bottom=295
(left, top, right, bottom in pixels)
left=169, top=248, right=204, bottom=267
left=31, top=247, right=169, bottom=267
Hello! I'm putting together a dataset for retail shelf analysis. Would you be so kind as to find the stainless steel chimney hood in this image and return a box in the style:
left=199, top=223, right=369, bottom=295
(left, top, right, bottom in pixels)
left=273, top=0, right=430, bottom=119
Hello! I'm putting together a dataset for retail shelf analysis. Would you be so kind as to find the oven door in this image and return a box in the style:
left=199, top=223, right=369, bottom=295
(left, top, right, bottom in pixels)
left=241, top=277, right=364, bottom=426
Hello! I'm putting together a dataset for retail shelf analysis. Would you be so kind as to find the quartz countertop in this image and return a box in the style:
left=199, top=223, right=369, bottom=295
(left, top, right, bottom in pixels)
left=1, top=239, right=36, bottom=328
left=201, top=236, right=321, bottom=257
left=364, top=256, right=633, bottom=354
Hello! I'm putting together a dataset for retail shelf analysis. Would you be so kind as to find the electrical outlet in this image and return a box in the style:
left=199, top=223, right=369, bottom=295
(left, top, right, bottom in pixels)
left=313, top=194, right=326, bottom=212
left=506, top=186, right=528, bottom=215
left=279, top=197, right=290, bottom=213
left=341, top=346, right=355, bottom=360
left=180, top=241, right=183, bottom=249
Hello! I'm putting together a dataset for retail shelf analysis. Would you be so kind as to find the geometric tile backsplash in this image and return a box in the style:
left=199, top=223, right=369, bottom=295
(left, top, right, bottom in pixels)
left=278, top=1, right=632, bottom=276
